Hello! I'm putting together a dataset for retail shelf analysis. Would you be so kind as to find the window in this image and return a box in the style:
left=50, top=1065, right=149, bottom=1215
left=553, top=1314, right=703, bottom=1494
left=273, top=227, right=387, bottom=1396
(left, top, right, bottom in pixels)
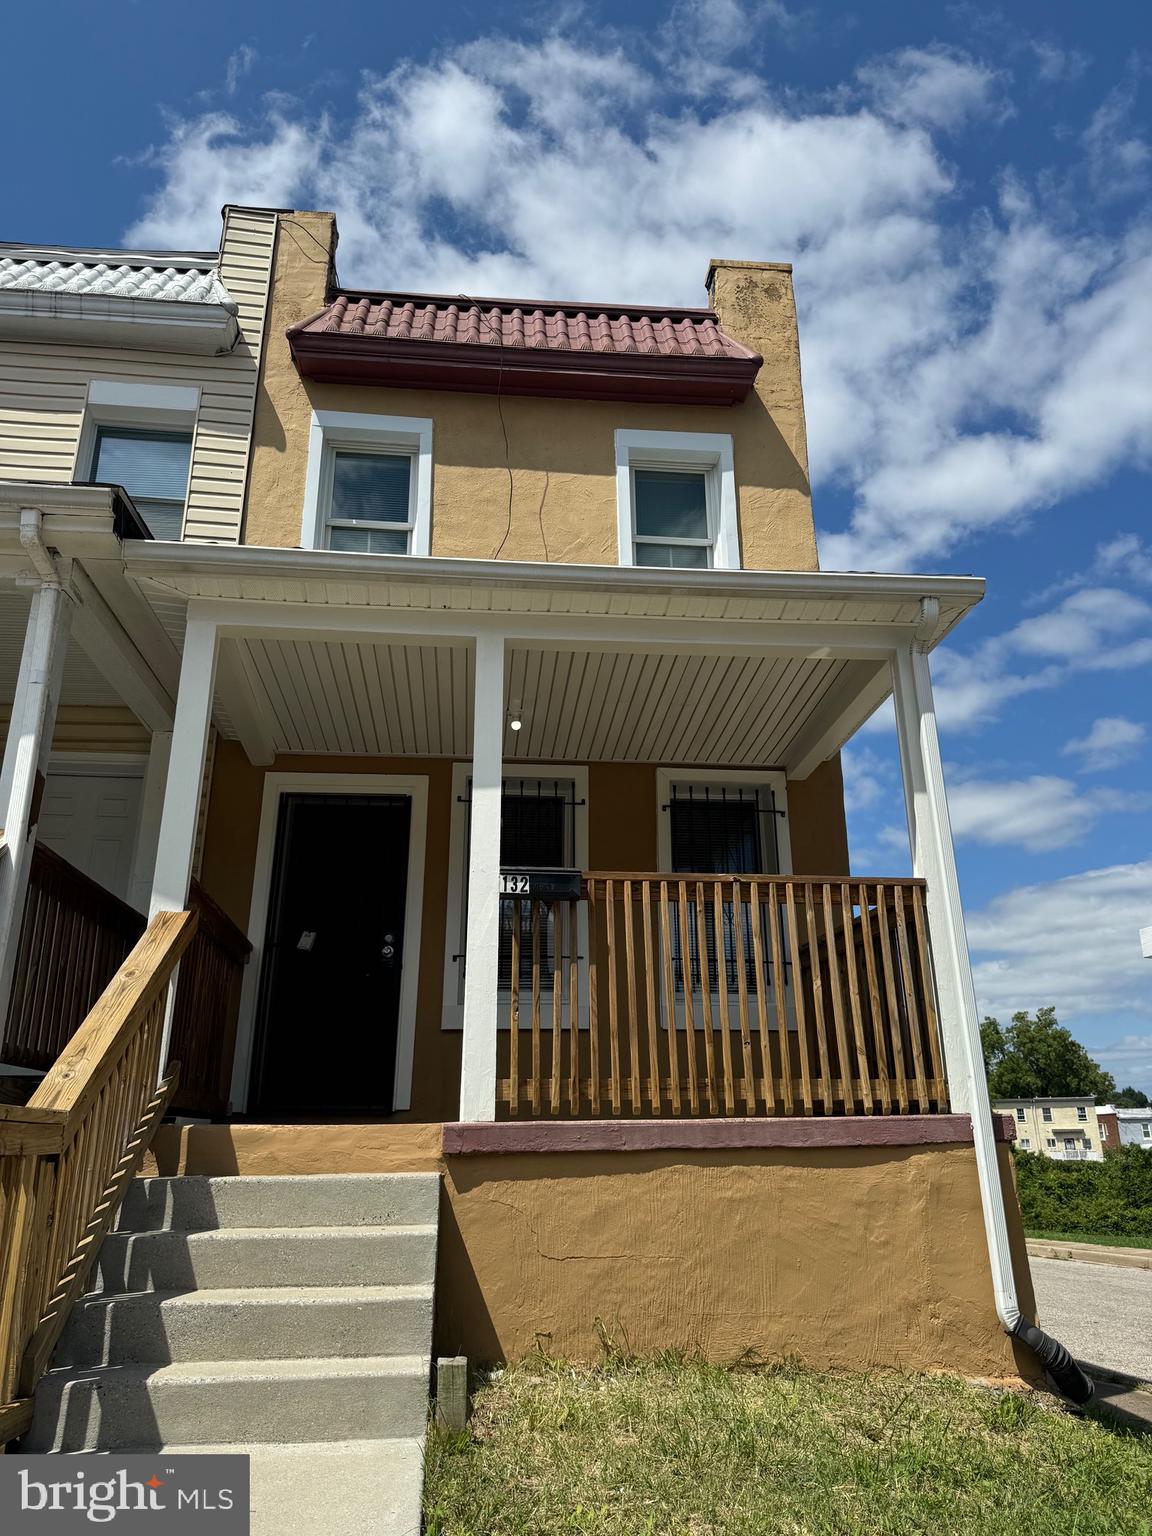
left=633, top=470, right=712, bottom=568
left=1142, top=1123, right=1150, bottom=1138
left=89, top=427, right=192, bottom=539
left=326, top=450, right=412, bottom=553
left=615, top=430, right=738, bottom=570
left=442, top=765, right=589, bottom=1028
left=1084, top=1137, right=1092, bottom=1149
left=1019, top=1138, right=1030, bottom=1149
left=1046, top=1137, right=1056, bottom=1148
left=1016, top=1107, right=1026, bottom=1122
left=303, top=410, right=432, bottom=555
left=656, top=772, right=790, bottom=1006
left=1063, top=1138, right=1076, bottom=1149
left=1042, top=1106, right=1053, bottom=1122
left=1077, top=1105, right=1087, bottom=1121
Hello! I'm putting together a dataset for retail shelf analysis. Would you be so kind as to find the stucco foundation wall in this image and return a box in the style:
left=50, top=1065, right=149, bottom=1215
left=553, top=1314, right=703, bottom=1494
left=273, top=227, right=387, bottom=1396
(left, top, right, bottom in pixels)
left=436, top=1142, right=1038, bottom=1382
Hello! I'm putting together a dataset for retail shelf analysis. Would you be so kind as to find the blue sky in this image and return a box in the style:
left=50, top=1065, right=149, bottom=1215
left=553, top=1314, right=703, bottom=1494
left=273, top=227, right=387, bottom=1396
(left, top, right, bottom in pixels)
left=5, top=0, right=1150, bottom=1087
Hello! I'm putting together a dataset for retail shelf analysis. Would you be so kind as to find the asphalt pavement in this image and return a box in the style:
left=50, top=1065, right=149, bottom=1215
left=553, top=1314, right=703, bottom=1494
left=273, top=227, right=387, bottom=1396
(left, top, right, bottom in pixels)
left=1030, top=1255, right=1152, bottom=1381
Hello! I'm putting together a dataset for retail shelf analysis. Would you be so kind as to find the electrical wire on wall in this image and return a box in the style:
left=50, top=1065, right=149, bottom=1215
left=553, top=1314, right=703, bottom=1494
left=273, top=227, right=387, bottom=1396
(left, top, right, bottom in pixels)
left=458, top=294, right=550, bottom=562
left=280, top=218, right=341, bottom=291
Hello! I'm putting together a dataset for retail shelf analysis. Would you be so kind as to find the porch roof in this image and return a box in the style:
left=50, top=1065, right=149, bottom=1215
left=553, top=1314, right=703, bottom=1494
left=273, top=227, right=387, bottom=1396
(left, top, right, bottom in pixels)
left=123, top=542, right=984, bottom=773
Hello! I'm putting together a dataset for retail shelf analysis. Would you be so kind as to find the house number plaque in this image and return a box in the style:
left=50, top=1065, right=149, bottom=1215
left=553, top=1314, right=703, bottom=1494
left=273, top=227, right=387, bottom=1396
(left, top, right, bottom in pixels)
left=499, top=868, right=582, bottom=900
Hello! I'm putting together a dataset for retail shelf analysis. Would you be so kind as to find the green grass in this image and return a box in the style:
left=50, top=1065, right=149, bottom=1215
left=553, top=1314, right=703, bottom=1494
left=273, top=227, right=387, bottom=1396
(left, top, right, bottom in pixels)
left=1027, top=1229, right=1152, bottom=1250
left=424, top=1358, right=1152, bottom=1536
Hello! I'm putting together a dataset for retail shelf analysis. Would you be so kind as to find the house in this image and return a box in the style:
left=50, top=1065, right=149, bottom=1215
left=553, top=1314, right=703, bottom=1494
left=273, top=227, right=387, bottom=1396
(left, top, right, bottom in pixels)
left=2, top=205, right=1076, bottom=1518
left=995, top=1098, right=1104, bottom=1162
left=1098, top=1105, right=1120, bottom=1151
left=1114, top=1108, right=1152, bottom=1149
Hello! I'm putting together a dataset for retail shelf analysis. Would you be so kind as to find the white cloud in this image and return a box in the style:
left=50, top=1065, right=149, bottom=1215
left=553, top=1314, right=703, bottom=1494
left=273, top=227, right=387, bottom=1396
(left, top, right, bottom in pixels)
left=1083, top=80, right=1151, bottom=201
left=225, top=45, right=257, bottom=97
left=968, top=859, right=1152, bottom=1023
left=1063, top=716, right=1147, bottom=773
left=1095, top=1033, right=1152, bottom=1093
left=1009, top=586, right=1152, bottom=663
left=858, top=45, right=1006, bottom=131
left=121, top=24, right=1152, bottom=575
left=947, top=775, right=1149, bottom=853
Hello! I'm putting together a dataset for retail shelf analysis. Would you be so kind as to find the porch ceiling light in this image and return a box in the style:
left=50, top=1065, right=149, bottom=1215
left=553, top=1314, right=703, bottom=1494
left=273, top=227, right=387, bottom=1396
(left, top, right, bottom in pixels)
left=508, top=698, right=523, bottom=732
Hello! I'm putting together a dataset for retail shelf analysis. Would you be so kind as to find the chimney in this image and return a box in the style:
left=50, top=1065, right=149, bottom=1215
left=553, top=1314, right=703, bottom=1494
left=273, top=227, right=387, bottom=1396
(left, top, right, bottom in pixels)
left=705, top=259, right=809, bottom=482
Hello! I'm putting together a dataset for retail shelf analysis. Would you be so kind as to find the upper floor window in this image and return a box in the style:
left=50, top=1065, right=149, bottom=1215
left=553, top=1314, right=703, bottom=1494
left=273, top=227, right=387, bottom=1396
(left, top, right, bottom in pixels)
left=90, top=427, right=193, bottom=540
left=615, top=430, right=739, bottom=571
left=326, top=450, right=413, bottom=554
left=1016, top=1106, right=1026, bottom=1122
left=1042, top=1106, right=1053, bottom=1122
left=633, top=469, right=712, bottom=568
left=1077, top=1104, right=1087, bottom=1121
left=303, top=410, right=432, bottom=556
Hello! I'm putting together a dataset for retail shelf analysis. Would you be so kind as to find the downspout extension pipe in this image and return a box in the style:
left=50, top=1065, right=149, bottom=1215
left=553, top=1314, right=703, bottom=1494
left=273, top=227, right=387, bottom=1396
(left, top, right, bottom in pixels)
left=963, top=1042, right=1094, bottom=1405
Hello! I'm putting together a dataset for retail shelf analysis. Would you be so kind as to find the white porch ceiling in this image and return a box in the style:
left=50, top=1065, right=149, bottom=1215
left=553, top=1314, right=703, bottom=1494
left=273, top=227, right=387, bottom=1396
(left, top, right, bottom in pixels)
left=221, top=633, right=873, bottom=768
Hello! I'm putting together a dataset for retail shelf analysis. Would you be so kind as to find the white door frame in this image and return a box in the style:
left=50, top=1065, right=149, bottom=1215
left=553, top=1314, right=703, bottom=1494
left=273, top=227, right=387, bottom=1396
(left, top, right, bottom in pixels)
left=230, top=771, right=429, bottom=1115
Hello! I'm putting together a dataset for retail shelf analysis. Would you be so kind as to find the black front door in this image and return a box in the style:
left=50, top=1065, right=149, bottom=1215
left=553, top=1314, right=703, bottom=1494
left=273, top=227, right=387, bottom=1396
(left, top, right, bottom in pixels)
left=250, top=793, right=412, bottom=1116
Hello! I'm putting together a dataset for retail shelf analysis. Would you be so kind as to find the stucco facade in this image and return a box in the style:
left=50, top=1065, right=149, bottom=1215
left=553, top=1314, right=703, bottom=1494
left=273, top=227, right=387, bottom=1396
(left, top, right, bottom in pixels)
left=242, top=213, right=817, bottom=570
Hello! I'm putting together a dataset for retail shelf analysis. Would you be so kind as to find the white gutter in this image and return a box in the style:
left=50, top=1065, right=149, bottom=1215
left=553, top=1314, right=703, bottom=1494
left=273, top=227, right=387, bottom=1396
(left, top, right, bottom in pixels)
left=18, top=507, right=63, bottom=587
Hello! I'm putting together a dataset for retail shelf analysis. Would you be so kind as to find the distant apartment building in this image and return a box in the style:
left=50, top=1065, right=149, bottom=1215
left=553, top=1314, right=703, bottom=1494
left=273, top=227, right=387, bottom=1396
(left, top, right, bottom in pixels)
left=995, top=1097, right=1104, bottom=1161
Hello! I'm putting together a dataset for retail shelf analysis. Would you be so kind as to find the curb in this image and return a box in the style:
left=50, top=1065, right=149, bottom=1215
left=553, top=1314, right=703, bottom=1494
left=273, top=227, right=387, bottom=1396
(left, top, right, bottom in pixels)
left=1027, top=1239, right=1152, bottom=1271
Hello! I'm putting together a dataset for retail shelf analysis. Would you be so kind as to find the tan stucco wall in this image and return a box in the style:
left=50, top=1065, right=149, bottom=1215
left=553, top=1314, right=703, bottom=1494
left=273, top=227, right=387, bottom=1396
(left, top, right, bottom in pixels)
left=243, top=213, right=817, bottom=571
left=437, top=1142, right=1037, bottom=1381
left=144, top=1122, right=1037, bottom=1383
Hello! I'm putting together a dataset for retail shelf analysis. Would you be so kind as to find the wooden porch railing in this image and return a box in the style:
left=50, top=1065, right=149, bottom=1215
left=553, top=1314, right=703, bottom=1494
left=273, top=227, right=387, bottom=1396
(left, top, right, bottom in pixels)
left=3, top=843, right=146, bottom=1072
left=497, top=874, right=948, bottom=1119
left=169, top=882, right=252, bottom=1118
left=0, top=908, right=196, bottom=1447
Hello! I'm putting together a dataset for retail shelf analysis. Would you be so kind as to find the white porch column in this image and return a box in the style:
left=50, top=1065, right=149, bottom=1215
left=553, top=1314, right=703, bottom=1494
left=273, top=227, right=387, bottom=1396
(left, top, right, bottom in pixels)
left=127, top=730, right=173, bottom=915
left=890, top=641, right=989, bottom=1117
left=0, top=581, right=73, bottom=1021
left=149, top=614, right=218, bottom=1077
left=459, top=630, right=505, bottom=1122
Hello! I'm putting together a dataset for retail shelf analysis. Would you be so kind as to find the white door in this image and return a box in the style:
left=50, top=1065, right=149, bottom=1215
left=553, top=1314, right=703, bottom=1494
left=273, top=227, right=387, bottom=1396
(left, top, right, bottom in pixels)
left=37, top=766, right=144, bottom=902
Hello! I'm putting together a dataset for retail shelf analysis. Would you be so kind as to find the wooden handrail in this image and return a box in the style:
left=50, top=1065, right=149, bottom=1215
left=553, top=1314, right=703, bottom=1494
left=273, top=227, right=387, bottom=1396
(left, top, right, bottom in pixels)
left=498, top=874, right=948, bottom=1121
left=0, top=907, right=196, bottom=1440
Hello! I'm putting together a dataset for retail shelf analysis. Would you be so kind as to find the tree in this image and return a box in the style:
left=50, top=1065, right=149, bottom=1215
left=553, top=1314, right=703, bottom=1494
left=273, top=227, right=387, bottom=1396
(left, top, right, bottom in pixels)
left=1113, top=1086, right=1151, bottom=1108
left=980, top=1006, right=1117, bottom=1102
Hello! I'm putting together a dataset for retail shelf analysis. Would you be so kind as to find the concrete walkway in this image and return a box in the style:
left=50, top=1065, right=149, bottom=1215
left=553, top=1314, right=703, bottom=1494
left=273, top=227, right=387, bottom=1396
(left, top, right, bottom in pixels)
left=1030, top=1255, right=1152, bottom=1382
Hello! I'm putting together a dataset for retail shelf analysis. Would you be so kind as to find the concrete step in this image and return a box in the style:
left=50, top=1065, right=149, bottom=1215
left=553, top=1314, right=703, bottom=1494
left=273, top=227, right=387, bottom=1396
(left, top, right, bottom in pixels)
left=71, top=1438, right=428, bottom=1536
left=26, top=1355, right=430, bottom=1453
left=96, top=1225, right=437, bottom=1293
left=57, top=1284, right=434, bottom=1367
left=117, top=1173, right=440, bottom=1233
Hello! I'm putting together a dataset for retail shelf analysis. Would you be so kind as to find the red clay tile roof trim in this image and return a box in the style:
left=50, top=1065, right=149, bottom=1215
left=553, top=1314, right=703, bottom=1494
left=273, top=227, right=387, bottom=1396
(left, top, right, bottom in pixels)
left=287, top=289, right=762, bottom=405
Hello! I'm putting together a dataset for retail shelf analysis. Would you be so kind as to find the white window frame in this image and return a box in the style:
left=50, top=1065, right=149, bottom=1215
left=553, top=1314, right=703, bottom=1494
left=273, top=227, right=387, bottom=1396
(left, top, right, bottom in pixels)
left=302, top=409, right=432, bottom=556
left=614, top=429, right=739, bottom=571
left=1077, top=1104, right=1087, bottom=1120
left=230, top=771, right=429, bottom=1114
left=442, top=762, right=590, bottom=1031
left=655, top=767, right=792, bottom=1030
left=76, top=379, right=200, bottom=540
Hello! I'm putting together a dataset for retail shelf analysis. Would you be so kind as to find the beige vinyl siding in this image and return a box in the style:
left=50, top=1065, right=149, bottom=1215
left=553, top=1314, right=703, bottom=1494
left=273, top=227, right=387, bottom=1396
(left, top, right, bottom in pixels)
left=0, top=705, right=152, bottom=754
left=0, top=207, right=277, bottom=546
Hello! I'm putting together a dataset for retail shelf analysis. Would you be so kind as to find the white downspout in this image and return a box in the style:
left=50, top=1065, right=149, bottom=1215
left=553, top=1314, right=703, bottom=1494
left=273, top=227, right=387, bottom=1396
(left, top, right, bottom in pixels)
left=891, top=620, right=1091, bottom=1401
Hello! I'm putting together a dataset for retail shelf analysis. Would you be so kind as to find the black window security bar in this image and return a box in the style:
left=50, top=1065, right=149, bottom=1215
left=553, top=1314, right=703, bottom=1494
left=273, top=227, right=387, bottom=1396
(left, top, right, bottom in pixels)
left=664, top=783, right=785, bottom=993
left=456, top=779, right=585, bottom=994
